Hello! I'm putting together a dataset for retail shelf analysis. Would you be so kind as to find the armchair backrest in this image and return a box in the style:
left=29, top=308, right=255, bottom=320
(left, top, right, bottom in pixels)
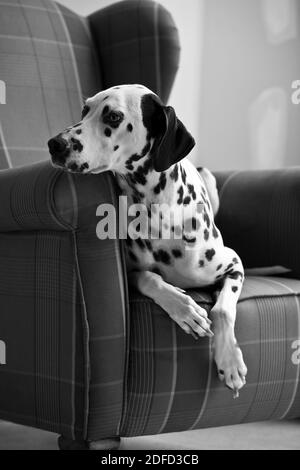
left=0, top=0, right=180, bottom=169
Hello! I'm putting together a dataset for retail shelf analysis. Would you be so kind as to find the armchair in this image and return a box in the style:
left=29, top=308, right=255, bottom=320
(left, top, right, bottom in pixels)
left=0, top=0, right=299, bottom=450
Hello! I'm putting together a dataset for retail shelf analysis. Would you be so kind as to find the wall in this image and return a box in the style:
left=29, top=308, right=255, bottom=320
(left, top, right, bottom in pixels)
left=57, top=0, right=204, bottom=162
left=199, top=0, right=300, bottom=171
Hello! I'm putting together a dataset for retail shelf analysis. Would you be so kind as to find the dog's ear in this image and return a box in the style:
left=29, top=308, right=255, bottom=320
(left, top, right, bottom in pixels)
left=141, top=94, right=195, bottom=172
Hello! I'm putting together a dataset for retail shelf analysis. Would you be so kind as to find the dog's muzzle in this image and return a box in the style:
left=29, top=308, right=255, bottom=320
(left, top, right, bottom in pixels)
left=48, top=136, right=70, bottom=166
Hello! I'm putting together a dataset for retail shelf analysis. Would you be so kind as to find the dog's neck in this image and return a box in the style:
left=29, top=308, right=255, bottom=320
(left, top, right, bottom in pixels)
left=116, top=150, right=185, bottom=206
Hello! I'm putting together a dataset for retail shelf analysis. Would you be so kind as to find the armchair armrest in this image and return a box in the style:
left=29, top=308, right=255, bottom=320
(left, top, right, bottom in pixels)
left=0, top=161, right=117, bottom=233
left=214, top=168, right=300, bottom=276
left=0, top=160, right=129, bottom=441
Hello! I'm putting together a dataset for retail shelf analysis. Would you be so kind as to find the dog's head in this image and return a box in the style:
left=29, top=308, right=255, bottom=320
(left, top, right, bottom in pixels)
left=48, top=84, right=195, bottom=174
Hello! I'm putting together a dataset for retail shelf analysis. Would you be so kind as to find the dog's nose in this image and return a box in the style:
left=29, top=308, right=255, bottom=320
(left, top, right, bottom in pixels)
left=48, top=136, right=69, bottom=164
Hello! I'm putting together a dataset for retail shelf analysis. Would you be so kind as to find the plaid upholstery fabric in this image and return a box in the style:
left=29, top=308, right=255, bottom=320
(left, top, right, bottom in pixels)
left=0, top=162, right=128, bottom=439
left=65, top=171, right=128, bottom=440
left=0, top=229, right=88, bottom=439
left=121, top=276, right=300, bottom=436
left=215, top=168, right=300, bottom=276
left=0, top=0, right=101, bottom=169
left=88, top=0, right=180, bottom=103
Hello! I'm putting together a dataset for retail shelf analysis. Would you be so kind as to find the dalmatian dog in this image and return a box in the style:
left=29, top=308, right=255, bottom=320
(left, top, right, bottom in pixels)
left=48, top=84, right=247, bottom=396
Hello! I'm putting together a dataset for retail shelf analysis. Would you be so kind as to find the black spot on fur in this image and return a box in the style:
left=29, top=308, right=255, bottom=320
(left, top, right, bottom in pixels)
left=73, top=122, right=82, bottom=128
left=185, top=217, right=200, bottom=232
left=204, top=229, right=209, bottom=241
left=127, top=123, right=133, bottom=132
left=203, top=208, right=210, bottom=228
left=76, top=129, right=82, bottom=135
left=172, top=249, right=182, bottom=258
left=180, top=165, right=187, bottom=184
left=80, top=162, right=89, bottom=171
left=142, top=142, right=152, bottom=156
left=125, top=158, right=136, bottom=171
left=69, top=163, right=78, bottom=171
left=228, top=271, right=244, bottom=281
left=81, top=105, right=90, bottom=119
left=205, top=248, right=215, bottom=261
left=199, top=259, right=204, bottom=267
left=105, top=128, right=112, bottom=137
left=170, top=164, right=179, bottom=182
left=132, top=157, right=153, bottom=184
left=102, top=96, right=109, bottom=101
left=216, top=263, right=222, bottom=271
left=232, top=286, right=238, bottom=293
left=153, top=172, right=167, bottom=194
left=226, top=263, right=234, bottom=270
left=114, top=145, right=119, bottom=151
left=125, top=142, right=151, bottom=171
left=132, top=166, right=146, bottom=185
left=183, top=234, right=196, bottom=243
left=192, top=217, right=198, bottom=230
left=187, top=183, right=197, bottom=200
left=102, top=105, right=109, bottom=115
left=153, top=249, right=171, bottom=265
left=183, top=196, right=191, bottom=205
left=232, top=257, right=239, bottom=264
left=177, top=186, right=184, bottom=204
left=212, top=224, right=219, bottom=238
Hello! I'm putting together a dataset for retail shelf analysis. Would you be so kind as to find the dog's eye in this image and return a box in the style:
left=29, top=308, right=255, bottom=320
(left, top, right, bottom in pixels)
left=103, top=110, right=124, bottom=128
left=81, top=105, right=90, bottom=119
left=108, top=111, right=123, bottom=123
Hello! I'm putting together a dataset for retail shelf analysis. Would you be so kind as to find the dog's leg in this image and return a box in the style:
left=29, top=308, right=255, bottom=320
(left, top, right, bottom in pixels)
left=129, top=270, right=213, bottom=338
left=210, top=249, right=247, bottom=397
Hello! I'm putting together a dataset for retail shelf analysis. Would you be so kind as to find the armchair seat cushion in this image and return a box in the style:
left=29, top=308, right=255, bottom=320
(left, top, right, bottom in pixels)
left=120, top=276, right=300, bottom=437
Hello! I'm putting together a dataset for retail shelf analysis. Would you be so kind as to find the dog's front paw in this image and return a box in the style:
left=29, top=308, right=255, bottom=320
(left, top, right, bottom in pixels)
left=213, top=331, right=247, bottom=398
left=158, top=288, right=213, bottom=339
